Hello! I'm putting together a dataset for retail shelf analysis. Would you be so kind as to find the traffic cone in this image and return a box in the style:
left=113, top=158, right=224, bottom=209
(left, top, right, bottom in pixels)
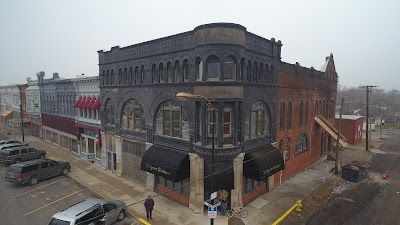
left=383, top=173, right=388, bottom=180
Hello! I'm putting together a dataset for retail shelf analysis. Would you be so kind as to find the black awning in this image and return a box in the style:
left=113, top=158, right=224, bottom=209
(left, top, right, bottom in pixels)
left=243, top=145, right=285, bottom=181
left=140, top=145, right=190, bottom=182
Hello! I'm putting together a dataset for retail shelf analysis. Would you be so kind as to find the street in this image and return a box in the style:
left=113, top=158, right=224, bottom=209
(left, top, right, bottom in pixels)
left=306, top=130, right=400, bottom=225
left=0, top=133, right=135, bottom=225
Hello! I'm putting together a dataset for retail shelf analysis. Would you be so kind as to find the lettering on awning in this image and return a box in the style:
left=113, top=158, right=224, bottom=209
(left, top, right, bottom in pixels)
left=262, top=164, right=281, bottom=176
left=145, top=164, right=171, bottom=176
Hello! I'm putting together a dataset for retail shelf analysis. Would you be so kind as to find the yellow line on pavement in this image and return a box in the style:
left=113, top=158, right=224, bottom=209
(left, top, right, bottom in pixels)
left=13, top=178, right=68, bottom=198
left=137, top=218, right=151, bottom=225
left=24, top=189, right=82, bottom=216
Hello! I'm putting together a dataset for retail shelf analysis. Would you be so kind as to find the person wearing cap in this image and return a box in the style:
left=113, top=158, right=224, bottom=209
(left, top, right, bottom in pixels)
left=144, top=195, right=155, bottom=220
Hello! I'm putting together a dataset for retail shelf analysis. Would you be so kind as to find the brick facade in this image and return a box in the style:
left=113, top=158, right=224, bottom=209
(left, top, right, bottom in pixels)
left=156, top=185, right=190, bottom=206
left=335, top=116, right=363, bottom=145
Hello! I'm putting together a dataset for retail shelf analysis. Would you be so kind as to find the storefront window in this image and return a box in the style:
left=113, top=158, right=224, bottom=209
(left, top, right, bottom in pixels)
left=88, top=138, right=95, bottom=154
left=95, top=141, right=101, bottom=159
left=81, top=137, right=87, bottom=153
left=62, top=136, right=71, bottom=150
left=243, top=177, right=266, bottom=194
left=52, top=132, right=58, bottom=144
left=71, top=139, right=78, bottom=153
left=156, top=176, right=189, bottom=195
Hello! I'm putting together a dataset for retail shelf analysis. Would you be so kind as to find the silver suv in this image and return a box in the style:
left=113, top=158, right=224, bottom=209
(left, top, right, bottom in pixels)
left=48, top=198, right=126, bottom=225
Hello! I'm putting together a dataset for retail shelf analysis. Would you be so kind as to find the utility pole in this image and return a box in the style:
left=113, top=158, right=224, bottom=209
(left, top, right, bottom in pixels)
left=335, top=98, right=344, bottom=175
left=362, top=85, right=378, bottom=151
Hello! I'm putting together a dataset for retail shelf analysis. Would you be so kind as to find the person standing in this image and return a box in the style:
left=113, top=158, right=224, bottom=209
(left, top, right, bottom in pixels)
left=144, top=195, right=155, bottom=220
left=221, top=200, right=227, bottom=216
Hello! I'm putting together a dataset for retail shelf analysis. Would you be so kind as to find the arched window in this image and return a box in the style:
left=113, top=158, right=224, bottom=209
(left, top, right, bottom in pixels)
left=155, top=101, right=189, bottom=139
left=121, top=99, right=145, bottom=131
left=259, top=63, right=264, bottom=83
left=285, top=138, right=291, bottom=160
left=124, top=68, right=128, bottom=84
left=174, top=61, right=180, bottom=83
left=244, top=101, right=271, bottom=139
left=134, top=66, right=138, bottom=84
left=223, top=56, right=236, bottom=80
left=287, top=101, right=292, bottom=129
left=183, top=59, right=189, bottom=82
left=106, top=70, right=110, bottom=85
left=295, top=133, right=309, bottom=155
left=305, top=101, right=308, bottom=124
left=247, top=60, right=252, bottom=82
left=315, top=100, right=319, bottom=117
left=140, top=66, right=144, bottom=84
left=151, top=64, right=157, bottom=83
left=240, top=58, right=245, bottom=81
left=264, top=64, right=269, bottom=83
left=110, top=69, right=114, bottom=85
left=105, top=98, right=114, bottom=125
left=102, top=70, right=105, bottom=85
left=253, top=62, right=258, bottom=83
left=159, top=63, right=164, bottom=83
left=299, top=101, right=304, bottom=126
left=167, top=62, right=172, bottom=83
left=195, top=57, right=203, bottom=81
left=280, top=102, right=285, bottom=130
left=206, top=55, right=220, bottom=80
left=129, top=67, right=133, bottom=84
left=119, top=68, right=123, bottom=85
left=331, top=100, right=335, bottom=119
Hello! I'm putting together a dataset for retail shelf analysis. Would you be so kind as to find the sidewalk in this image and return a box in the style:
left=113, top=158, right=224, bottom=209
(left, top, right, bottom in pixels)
left=0, top=125, right=386, bottom=225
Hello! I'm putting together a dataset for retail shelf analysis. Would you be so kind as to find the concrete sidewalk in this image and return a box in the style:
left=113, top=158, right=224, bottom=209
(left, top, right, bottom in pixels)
left=0, top=125, right=385, bottom=225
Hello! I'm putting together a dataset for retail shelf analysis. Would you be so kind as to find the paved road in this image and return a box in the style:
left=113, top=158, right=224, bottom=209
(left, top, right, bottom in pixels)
left=0, top=134, right=135, bottom=225
left=305, top=129, right=400, bottom=225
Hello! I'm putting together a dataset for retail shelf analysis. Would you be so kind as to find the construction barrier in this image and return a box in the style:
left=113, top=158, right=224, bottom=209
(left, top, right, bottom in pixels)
left=272, top=200, right=302, bottom=225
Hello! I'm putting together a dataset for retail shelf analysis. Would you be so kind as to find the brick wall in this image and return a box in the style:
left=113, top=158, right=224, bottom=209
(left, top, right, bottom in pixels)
left=155, top=185, right=189, bottom=206
left=243, top=184, right=267, bottom=206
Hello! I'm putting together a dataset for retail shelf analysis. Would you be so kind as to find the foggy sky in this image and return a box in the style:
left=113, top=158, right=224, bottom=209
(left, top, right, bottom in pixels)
left=1, top=0, right=399, bottom=90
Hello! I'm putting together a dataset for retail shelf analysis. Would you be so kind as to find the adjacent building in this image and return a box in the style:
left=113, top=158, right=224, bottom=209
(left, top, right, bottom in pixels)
left=335, top=115, right=363, bottom=145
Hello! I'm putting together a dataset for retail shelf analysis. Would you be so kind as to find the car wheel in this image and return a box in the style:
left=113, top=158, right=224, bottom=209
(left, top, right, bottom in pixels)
left=29, top=176, right=38, bottom=185
left=117, top=210, right=125, bottom=221
left=62, top=167, right=69, bottom=175
left=39, top=154, right=45, bottom=159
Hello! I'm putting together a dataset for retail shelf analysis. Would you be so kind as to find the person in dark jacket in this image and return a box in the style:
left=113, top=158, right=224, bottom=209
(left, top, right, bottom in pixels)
left=144, top=195, right=155, bottom=219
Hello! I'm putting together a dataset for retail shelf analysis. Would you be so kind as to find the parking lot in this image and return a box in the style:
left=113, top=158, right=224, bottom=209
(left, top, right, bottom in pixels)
left=0, top=135, right=135, bottom=225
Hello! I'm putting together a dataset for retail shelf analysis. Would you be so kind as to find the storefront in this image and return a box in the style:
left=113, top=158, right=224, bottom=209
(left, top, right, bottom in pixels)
left=77, top=124, right=102, bottom=165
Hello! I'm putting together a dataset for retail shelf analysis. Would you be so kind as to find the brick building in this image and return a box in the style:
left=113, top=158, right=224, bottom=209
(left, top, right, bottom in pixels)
left=335, top=115, right=363, bottom=145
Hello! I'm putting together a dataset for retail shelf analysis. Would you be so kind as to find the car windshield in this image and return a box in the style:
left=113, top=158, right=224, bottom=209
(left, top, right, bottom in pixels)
left=48, top=217, right=70, bottom=225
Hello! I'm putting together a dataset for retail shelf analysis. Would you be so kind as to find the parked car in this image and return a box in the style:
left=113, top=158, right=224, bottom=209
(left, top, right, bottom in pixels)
left=0, top=139, right=28, bottom=146
left=48, top=198, right=126, bottom=225
left=0, top=146, right=46, bottom=165
left=5, top=159, right=71, bottom=185
left=0, top=143, right=25, bottom=151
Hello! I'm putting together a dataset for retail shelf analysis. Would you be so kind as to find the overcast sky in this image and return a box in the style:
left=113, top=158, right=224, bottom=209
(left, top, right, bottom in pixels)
left=1, top=0, right=398, bottom=90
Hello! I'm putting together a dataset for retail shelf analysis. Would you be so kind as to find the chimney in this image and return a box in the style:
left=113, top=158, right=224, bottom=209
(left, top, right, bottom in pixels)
left=53, top=72, right=59, bottom=79
left=36, top=71, right=45, bottom=83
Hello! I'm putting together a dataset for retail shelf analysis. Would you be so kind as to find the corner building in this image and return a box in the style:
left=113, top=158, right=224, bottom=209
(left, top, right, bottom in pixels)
left=98, top=23, right=328, bottom=212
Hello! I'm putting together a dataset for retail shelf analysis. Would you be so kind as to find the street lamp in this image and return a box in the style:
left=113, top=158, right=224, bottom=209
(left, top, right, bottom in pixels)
left=176, top=92, right=216, bottom=225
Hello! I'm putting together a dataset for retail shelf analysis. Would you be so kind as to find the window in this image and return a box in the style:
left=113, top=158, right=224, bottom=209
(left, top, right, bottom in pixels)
left=140, top=66, right=144, bottom=83
left=305, top=101, right=308, bottom=124
left=247, top=61, right=252, bottom=82
left=223, top=56, right=236, bottom=80
left=174, top=61, right=180, bottom=82
left=315, top=101, right=319, bottom=117
left=134, top=66, right=138, bottom=84
left=280, top=102, right=285, bottom=130
left=167, top=62, right=172, bottom=83
left=278, top=140, right=284, bottom=154
left=223, top=110, right=232, bottom=136
left=299, top=101, right=304, bottom=126
left=243, top=177, right=265, bottom=194
left=121, top=99, right=144, bottom=131
left=195, top=57, right=203, bottom=81
left=41, top=162, right=49, bottom=169
left=105, top=99, right=114, bottom=125
left=159, top=63, right=164, bottom=83
left=206, top=55, right=220, bottom=80
left=21, top=149, right=27, bottom=154
left=118, top=68, right=122, bottom=85
left=245, top=102, right=271, bottom=139
left=295, top=133, right=309, bottom=155
left=183, top=60, right=189, bottom=82
left=156, top=176, right=190, bottom=195
left=155, top=101, right=189, bottom=139
left=287, top=101, right=292, bottom=129
left=49, top=160, right=58, bottom=167
left=285, top=138, right=291, bottom=160
left=152, top=64, right=157, bottom=83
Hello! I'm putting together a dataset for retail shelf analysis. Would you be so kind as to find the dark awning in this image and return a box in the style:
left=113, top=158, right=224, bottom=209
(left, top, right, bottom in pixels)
left=141, top=145, right=190, bottom=182
left=243, top=145, right=285, bottom=181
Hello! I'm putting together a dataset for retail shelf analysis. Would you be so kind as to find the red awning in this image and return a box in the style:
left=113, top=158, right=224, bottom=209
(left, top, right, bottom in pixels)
left=87, top=97, right=96, bottom=109
left=91, top=96, right=100, bottom=110
left=73, top=96, right=83, bottom=108
left=78, top=96, right=87, bottom=108
left=82, top=96, right=92, bottom=109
